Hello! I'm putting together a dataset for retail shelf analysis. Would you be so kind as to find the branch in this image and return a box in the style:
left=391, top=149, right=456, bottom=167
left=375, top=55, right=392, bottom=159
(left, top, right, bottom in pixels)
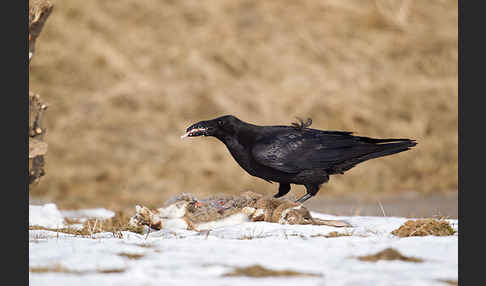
left=29, top=92, right=49, bottom=186
left=29, top=0, right=53, bottom=187
left=29, top=0, right=54, bottom=63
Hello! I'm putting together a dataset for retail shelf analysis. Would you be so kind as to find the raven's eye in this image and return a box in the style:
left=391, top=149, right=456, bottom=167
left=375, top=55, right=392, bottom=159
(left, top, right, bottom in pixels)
left=218, top=120, right=224, bottom=126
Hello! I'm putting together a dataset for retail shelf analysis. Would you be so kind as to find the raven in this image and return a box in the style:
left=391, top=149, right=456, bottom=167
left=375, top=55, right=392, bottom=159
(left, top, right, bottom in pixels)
left=181, top=115, right=417, bottom=203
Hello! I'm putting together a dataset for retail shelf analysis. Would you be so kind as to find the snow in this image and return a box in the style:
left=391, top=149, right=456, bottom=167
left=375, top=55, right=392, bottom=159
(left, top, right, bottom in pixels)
left=29, top=204, right=458, bottom=286
left=29, top=203, right=115, bottom=228
left=29, top=204, right=65, bottom=228
left=61, top=208, right=115, bottom=221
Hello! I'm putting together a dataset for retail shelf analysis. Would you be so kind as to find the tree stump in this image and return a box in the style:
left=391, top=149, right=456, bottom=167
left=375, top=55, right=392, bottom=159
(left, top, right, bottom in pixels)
left=29, top=0, right=53, bottom=186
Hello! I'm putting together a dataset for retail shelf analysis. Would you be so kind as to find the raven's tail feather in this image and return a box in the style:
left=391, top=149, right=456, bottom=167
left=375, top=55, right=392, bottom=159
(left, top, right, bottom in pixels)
left=363, top=139, right=417, bottom=161
left=333, top=138, right=417, bottom=173
left=356, top=137, right=417, bottom=145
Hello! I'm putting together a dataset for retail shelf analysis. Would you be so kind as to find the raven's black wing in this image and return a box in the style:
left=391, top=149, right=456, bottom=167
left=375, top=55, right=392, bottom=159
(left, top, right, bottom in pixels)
left=251, top=128, right=415, bottom=174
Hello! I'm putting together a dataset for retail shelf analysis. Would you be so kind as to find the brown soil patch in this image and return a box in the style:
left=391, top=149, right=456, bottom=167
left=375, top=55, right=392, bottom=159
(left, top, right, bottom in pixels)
left=118, top=253, right=145, bottom=260
left=30, top=264, right=126, bottom=274
left=97, top=268, right=126, bottom=274
left=223, top=265, right=321, bottom=278
left=439, top=280, right=458, bottom=286
left=358, top=248, right=423, bottom=263
left=391, top=218, right=455, bottom=237
left=30, top=264, right=74, bottom=274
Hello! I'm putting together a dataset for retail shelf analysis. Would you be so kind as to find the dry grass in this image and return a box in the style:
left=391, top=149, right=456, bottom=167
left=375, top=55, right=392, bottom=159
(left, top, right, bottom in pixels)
left=311, top=231, right=352, bottom=238
left=223, top=264, right=321, bottom=278
left=29, top=0, right=457, bottom=212
left=357, top=247, right=423, bottom=263
left=63, top=217, right=82, bottom=225
left=391, top=218, right=455, bottom=237
left=29, top=211, right=145, bottom=237
left=29, top=225, right=92, bottom=236
left=237, top=232, right=268, bottom=240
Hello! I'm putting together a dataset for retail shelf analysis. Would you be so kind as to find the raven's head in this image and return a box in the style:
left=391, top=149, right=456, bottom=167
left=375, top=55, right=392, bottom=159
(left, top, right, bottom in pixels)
left=181, top=115, right=240, bottom=139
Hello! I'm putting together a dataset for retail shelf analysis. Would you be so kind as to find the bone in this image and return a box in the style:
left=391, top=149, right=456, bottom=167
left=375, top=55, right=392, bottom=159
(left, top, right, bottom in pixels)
left=180, top=128, right=206, bottom=139
left=180, top=132, right=191, bottom=139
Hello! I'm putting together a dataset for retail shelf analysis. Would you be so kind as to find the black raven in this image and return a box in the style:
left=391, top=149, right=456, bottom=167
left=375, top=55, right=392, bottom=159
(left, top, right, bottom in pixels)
left=181, top=115, right=417, bottom=203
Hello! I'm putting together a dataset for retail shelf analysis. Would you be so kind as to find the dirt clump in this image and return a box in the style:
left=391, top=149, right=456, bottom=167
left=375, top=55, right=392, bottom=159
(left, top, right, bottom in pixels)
left=118, top=253, right=145, bottom=260
left=438, top=280, right=458, bottom=286
left=29, top=264, right=126, bottom=274
left=358, top=247, right=423, bottom=263
left=391, top=218, right=455, bottom=237
left=223, top=264, right=321, bottom=278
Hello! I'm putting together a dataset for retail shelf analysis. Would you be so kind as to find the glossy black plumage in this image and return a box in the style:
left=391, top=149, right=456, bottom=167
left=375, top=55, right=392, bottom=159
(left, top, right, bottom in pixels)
left=182, top=115, right=417, bottom=203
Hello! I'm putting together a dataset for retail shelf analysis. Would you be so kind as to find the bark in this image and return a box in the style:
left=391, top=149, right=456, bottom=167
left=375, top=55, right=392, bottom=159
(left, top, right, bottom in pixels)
left=29, top=0, right=54, bottom=63
left=29, top=0, right=53, bottom=186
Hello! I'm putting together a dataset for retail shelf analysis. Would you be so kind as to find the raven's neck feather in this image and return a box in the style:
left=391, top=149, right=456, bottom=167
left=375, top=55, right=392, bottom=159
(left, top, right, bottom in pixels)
left=217, top=121, right=263, bottom=146
left=216, top=122, right=263, bottom=172
left=218, top=136, right=252, bottom=173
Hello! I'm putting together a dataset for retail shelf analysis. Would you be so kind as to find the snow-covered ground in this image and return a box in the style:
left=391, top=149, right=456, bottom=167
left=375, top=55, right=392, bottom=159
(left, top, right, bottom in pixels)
left=29, top=204, right=458, bottom=286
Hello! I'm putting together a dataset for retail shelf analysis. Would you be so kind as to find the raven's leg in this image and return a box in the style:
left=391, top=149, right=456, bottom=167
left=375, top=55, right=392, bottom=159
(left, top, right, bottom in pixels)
left=273, top=183, right=291, bottom=198
left=295, top=184, right=321, bottom=203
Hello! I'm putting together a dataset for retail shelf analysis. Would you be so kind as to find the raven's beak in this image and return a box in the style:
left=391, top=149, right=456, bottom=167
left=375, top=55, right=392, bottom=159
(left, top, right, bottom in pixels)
left=180, top=127, right=208, bottom=139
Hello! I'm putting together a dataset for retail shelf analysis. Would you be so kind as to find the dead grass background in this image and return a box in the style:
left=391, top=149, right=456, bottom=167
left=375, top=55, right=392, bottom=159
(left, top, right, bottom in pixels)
left=29, top=0, right=458, bottom=212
